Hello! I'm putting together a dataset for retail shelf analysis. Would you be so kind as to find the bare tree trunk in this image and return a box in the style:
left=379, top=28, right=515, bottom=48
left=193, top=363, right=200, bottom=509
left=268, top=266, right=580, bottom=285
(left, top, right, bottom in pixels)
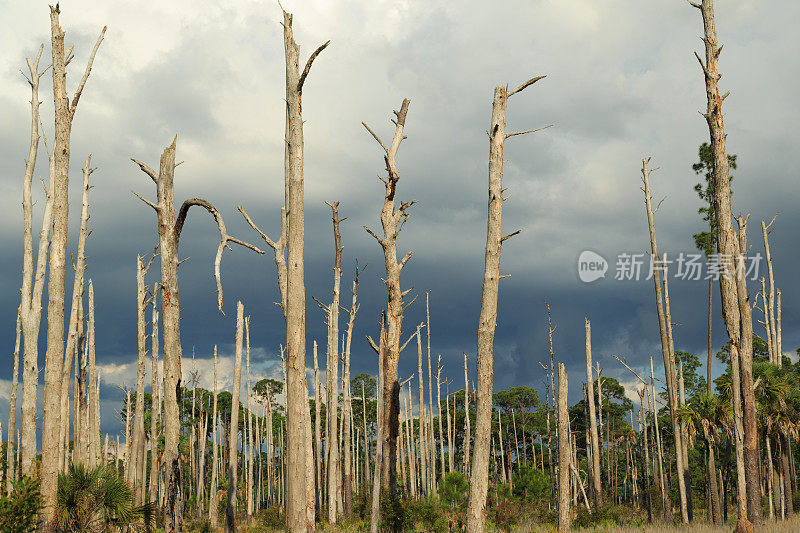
left=129, top=254, right=153, bottom=503
left=318, top=201, right=344, bottom=524
left=246, top=318, right=254, bottom=523
left=41, top=10, right=105, bottom=518
left=691, top=0, right=761, bottom=525
left=59, top=157, right=93, bottom=472
left=369, top=315, right=386, bottom=533
left=650, top=357, right=670, bottom=519
left=463, top=353, right=471, bottom=475
left=640, top=159, right=688, bottom=523
left=226, top=303, right=245, bottom=533
left=557, top=363, right=570, bottom=532
left=415, top=325, right=427, bottom=495
left=150, top=297, right=161, bottom=504
left=426, top=293, right=436, bottom=491
left=761, top=219, right=778, bottom=364
left=210, top=346, right=219, bottom=528
left=19, top=43, right=53, bottom=479
left=436, top=356, right=446, bottom=479
left=273, top=10, right=328, bottom=530
left=342, top=263, right=363, bottom=515
left=7, top=309, right=21, bottom=493
left=776, top=289, right=782, bottom=367
left=87, top=282, right=100, bottom=468
left=313, top=341, right=322, bottom=511
left=132, top=139, right=259, bottom=532
left=446, top=385, right=454, bottom=474
left=466, top=78, right=543, bottom=529
left=363, top=101, right=415, bottom=502
left=585, top=318, right=602, bottom=507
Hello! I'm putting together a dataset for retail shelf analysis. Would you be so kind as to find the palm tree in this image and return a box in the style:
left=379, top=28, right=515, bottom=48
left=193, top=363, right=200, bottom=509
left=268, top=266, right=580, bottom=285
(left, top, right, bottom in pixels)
left=53, top=463, right=154, bottom=532
left=755, top=362, right=797, bottom=518
left=677, top=393, right=731, bottom=525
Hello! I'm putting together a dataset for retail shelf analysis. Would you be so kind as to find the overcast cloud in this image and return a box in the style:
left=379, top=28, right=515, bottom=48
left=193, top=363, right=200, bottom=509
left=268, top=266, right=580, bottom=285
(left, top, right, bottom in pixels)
left=0, top=0, right=798, bottom=439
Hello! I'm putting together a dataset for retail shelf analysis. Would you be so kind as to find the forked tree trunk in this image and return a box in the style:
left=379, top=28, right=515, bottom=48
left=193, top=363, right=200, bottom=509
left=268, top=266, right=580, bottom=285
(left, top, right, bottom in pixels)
left=19, top=43, right=54, bottom=480
left=363, top=100, right=414, bottom=500
left=132, top=138, right=260, bottom=531
left=640, top=159, right=688, bottom=522
left=691, top=0, right=761, bottom=525
left=557, top=363, right=570, bottom=532
left=41, top=9, right=105, bottom=517
left=466, top=78, right=543, bottom=530
left=342, top=263, right=364, bottom=514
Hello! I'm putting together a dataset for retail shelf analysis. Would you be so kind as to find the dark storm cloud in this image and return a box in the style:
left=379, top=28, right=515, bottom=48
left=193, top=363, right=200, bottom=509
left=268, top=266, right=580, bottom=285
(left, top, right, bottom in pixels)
left=0, top=0, right=798, bottom=437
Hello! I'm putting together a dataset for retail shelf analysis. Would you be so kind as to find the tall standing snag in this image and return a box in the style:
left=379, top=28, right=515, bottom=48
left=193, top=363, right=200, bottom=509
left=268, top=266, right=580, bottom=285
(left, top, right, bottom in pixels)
left=466, top=76, right=546, bottom=531
left=362, top=99, right=415, bottom=496
left=690, top=0, right=762, bottom=525
left=41, top=7, right=106, bottom=517
left=557, top=363, right=570, bottom=532
left=585, top=318, right=602, bottom=506
left=18, top=43, right=54, bottom=480
left=132, top=139, right=262, bottom=531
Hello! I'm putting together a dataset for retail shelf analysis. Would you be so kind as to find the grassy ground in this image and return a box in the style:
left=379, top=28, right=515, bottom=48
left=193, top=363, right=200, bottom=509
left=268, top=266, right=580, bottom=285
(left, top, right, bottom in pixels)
left=513, top=514, right=800, bottom=532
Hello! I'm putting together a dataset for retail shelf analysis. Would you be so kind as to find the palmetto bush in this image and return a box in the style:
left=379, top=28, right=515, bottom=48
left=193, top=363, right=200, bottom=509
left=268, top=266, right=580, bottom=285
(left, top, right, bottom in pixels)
left=52, top=462, right=154, bottom=532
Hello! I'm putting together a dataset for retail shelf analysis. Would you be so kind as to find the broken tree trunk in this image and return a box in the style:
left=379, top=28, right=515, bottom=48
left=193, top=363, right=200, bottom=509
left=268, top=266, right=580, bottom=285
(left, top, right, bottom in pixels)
left=132, top=137, right=261, bottom=530
left=226, top=303, right=245, bottom=533
left=585, top=318, right=602, bottom=507
left=41, top=9, right=105, bottom=517
left=558, top=363, right=570, bottom=532
left=640, top=158, right=688, bottom=523
left=18, top=42, right=52, bottom=480
left=363, top=99, right=414, bottom=498
left=691, top=0, right=761, bottom=525
left=466, top=76, right=546, bottom=528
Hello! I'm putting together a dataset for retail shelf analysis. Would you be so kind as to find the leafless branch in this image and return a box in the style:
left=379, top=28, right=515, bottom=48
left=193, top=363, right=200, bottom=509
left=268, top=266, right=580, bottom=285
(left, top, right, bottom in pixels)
left=298, top=40, right=330, bottom=92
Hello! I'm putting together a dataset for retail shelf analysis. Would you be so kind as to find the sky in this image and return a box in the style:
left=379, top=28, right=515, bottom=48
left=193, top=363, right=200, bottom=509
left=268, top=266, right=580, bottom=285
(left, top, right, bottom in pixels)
left=0, top=0, right=798, bottom=441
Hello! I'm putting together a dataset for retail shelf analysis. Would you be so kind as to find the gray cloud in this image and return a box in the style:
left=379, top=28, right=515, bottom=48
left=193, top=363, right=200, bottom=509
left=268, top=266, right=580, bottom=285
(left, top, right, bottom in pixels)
left=0, top=0, right=798, bottom=439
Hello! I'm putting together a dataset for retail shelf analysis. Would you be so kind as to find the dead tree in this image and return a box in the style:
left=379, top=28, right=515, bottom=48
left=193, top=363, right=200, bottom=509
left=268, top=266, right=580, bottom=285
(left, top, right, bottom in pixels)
left=226, top=302, right=245, bottom=533
left=362, top=99, right=414, bottom=495
left=59, top=156, right=94, bottom=472
left=237, top=9, right=328, bottom=529
left=18, top=43, right=53, bottom=478
left=690, top=0, right=761, bottom=525
left=463, top=353, right=471, bottom=475
left=129, top=253, right=155, bottom=503
left=640, top=158, right=688, bottom=522
left=557, top=363, right=570, bottom=532
left=425, top=292, right=436, bottom=492
left=341, top=262, right=365, bottom=514
left=312, top=201, right=344, bottom=523
left=585, top=318, right=602, bottom=506
left=87, top=281, right=100, bottom=468
left=369, top=314, right=387, bottom=533
left=466, top=76, right=546, bottom=529
left=41, top=8, right=105, bottom=515
left=761, top=217, right=779, bottom=366
left=7, top=308, right=21, bottom=493
left=209, top=345, right=219, bottom=528
left=149, top=295, right=161, bottom=506
left=132, top=139, right=261, bottom=530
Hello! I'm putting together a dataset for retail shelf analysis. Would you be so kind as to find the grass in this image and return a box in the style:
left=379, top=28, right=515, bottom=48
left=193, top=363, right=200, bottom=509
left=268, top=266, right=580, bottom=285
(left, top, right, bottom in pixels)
left=512, top=514, right=800, bottom=532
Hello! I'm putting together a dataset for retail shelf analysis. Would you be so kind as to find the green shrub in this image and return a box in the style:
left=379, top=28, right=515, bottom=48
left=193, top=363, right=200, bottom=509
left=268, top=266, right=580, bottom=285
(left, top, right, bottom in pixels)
left=0, top=477, right=42, bottom=533
left=406, top=496, right=447, bottom=532
left=260, top=505, right=284, bottom=528
left=512, top=465, right=550, bottom=501
left=437, top=471, right=468, bottom=509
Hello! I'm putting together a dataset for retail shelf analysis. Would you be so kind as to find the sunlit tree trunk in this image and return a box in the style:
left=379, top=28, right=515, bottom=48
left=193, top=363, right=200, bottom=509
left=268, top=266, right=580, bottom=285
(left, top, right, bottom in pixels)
left=557, top=363, right=570, bottom=532
left=585, top=319, right=602, bottom=506
left=226, top=303, right=245, bottom=533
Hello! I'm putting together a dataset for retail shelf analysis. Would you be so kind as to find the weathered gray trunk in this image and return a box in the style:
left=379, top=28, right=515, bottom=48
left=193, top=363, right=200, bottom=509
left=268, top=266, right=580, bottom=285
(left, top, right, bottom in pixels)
left=209, top=345, right=219, bottom=528
left=225, top=303, right=244, bottom=532
left=19, top=43, right=52, bottom=480
left=640, top=159, right=688, bottom=522
left=42, top=9, right=105, bottom=517
left=7, top=309, right=21, bottom=493
left=363, top=100, right=413, bottom=497
left=692, top=0, right=761, bottom=524
left=584, top=318, right=602, bottom=506
left=467, top=78, right=542, bottom=529
left=557, top=363, right=570, bottom=532
left=149, top=297, right=161, bottom=505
